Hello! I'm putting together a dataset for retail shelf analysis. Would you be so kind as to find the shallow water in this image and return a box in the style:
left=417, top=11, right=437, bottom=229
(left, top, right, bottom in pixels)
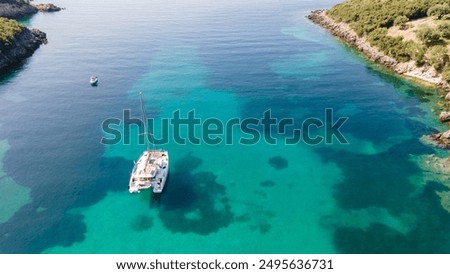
left=0, top=0, right=449, bottom=253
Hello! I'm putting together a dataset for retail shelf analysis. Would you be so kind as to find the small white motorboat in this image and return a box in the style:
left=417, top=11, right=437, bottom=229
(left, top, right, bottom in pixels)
left=90, top=76, right=98, bottom=86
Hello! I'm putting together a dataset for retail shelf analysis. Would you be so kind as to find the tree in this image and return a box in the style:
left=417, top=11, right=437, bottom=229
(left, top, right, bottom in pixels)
left=324, top=0, right=450, bottom=65
left=394, top=15, right=409, bottom=30
left=438, top=23, right=450, bottom=39
left=0, top=18, right=24, bottom=45
left=427, top=4, right=450, bottom=19
left=409, top=42, right=427, bottom=66
left=416, top=26, right=445, bottom=47
left=442, top=66, right=450, bottom=83
left=428, top=45, right=449, bottom=71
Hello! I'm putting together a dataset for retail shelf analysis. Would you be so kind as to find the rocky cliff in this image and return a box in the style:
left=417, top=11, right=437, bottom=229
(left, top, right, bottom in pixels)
left=0, top=1, right=61, bottom=74
left=0, top=27, right=47, bottom=73
left=0, top=0, right=38, bottom=19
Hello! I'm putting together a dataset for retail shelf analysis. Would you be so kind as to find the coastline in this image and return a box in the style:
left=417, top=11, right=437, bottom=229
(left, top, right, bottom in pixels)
left=1, top=0, right=450, bottom=255
left=0, top=1, right=61, bottom=19
left=308, top=10, right=450, bottom=163
left=307, top=10, right=450, bottom=93
left=0, top=27, right=47, bottom=73
left=0, top=1, right=61, bottom=74
left=0, top=0, right=37, bottom=19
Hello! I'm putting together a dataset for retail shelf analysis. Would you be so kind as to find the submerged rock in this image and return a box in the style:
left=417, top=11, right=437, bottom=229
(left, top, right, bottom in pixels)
left=268, top=156, right=288, bottom=170
left=416, top=154, right=450, bottom=214
left=260, top=180, right=275, bottom=187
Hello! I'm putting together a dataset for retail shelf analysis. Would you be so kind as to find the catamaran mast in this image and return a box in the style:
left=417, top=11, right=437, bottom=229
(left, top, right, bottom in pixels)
left=139, top=92, right=155, bottom=151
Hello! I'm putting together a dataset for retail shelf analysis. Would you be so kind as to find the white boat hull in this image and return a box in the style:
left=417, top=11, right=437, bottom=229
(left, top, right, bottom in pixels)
left=90, top=76, right=98, bottom=86
left=129, top=150, right=169, bottom=194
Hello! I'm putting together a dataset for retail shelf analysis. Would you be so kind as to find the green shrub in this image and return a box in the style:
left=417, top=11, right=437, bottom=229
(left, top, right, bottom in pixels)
left=0, top=18, right=24, bottom=45
left=442, top=66, right=450, bottom=83
left=394, top=15, right=409, bottom=29
left=367, top=28, right=388, bottom=44
left=409, top=42, right=427, bottom=66
left=428, top=45, right=449, bottom=71
left=367, top=28, right=412, bottom=62
left=350, top=22, right=364, bottom=37
left=328, top=0, right=429, bottom=37
left=438, top=23, right=450, bottom=39
left=325, top=0, right=450, bottom=65
left=391, top=40, right=413, bottom=62
left=416, top=26, right=445, bottom=47
left=427, top=4, right=450, bottom=19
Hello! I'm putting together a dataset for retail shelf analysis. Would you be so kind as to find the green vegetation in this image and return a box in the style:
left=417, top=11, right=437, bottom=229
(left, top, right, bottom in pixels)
left=327, top=0, right=450, bottom=82
left=328, top=0, right=432, bottom=36
left=442, top=66, right=450, bottom=82
left=367, top=28, right=413, bottom=62
left=416, top=26, right=445, bottom=47
left=394, top=15, right=409, bottom=30
left=410, top=43, right=427, bottom=66
left=0, top=17, right=24, bottom=45
left=427, top=3, right=450, bottom=19
left=428, top=45, right=449, bottom=70
left=438, top=22, right=450, bottom=38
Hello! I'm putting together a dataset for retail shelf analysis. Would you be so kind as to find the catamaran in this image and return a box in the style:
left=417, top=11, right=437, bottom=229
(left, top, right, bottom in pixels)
left=129, top=92, right=169, bottom=194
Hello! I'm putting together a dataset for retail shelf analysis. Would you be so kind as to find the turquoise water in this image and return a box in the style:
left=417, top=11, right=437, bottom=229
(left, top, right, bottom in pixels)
left=1, top=0, right=450, bottom=253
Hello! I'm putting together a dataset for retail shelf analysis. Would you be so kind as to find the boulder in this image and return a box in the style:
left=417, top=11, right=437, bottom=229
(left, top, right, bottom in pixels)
left=445, top=92, right=450, bottom=101
left=427, top=130, right=450, bottom=149
left=443, top=130, right=450, bottom=140
left=440, top=111, right=450, bottom=123
left=31, top=29, right=47, bottom=45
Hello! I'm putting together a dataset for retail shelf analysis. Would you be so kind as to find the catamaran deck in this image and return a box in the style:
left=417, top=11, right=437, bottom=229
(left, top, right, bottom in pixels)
left=129, top=149, right=169, bottom=193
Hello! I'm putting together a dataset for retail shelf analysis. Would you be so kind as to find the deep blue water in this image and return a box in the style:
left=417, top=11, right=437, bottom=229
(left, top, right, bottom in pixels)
left=0, top=0, right=449, bottom=253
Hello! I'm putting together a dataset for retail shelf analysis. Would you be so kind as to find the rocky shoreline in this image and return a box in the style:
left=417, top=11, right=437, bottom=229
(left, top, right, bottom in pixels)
left=0, top=0, right=62, bottom=18
left=0, top=1, right=61, bottom=74
left=308, top=10, right=450, bottom=92
left=308, top=10, right=450, bottom=150
left=0, top=0, right=37, bottom=19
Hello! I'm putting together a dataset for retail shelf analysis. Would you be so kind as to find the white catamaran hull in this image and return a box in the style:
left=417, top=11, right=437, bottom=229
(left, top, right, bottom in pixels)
left=129, top=150, right=169, bottom=194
